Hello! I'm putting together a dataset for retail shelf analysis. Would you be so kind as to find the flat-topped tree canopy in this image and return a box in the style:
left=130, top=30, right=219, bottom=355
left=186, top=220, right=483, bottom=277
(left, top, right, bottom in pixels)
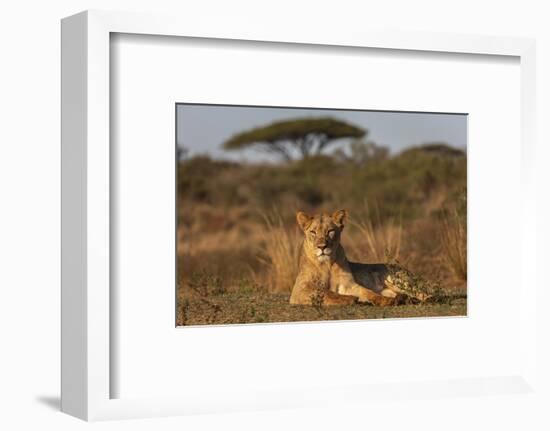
left=401, top=142, right=466, bottom=159
left=223, top=117, right=366, bottom=161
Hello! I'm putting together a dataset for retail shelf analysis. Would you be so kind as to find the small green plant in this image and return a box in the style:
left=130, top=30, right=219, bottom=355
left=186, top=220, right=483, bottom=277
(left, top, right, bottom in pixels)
left=308, top=274, right=328, bottom=316
left=237, top=276, right=259, bottom=295
left=310, top=288, right=325, bottom=316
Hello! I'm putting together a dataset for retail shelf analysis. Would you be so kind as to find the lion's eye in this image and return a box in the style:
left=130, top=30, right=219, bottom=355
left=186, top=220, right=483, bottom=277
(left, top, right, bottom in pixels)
left=328, top=230, right=335, bottom=238
left=310, top=231, right=316, bottom=236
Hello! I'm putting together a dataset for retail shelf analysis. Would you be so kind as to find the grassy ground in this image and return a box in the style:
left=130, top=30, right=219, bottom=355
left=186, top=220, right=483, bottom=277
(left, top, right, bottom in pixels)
left=176, top=284, right=467, bottom=326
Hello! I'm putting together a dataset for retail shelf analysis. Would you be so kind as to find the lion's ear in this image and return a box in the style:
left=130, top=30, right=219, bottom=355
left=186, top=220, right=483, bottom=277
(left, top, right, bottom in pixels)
left=332, top=209, right=348, bottom=228
left=296, top=211, right=313, bottom=232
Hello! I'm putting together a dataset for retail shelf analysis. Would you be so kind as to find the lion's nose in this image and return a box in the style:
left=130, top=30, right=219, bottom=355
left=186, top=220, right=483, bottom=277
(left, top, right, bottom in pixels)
left=317, top=242, right=327, bottom=249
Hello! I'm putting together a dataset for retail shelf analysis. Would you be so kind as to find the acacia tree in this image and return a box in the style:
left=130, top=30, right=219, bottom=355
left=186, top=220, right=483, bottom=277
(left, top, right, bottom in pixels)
left=223, top=117, right=366, bottom=161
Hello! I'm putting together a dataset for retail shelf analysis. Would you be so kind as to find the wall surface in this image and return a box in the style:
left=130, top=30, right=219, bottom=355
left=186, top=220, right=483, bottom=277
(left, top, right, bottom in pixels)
left=1, top=0, right=548, bottom=429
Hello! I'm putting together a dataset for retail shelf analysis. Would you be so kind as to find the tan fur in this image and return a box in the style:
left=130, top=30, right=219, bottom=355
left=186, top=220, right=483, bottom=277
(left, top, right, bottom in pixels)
left=289, top=209, right=421, bottom=306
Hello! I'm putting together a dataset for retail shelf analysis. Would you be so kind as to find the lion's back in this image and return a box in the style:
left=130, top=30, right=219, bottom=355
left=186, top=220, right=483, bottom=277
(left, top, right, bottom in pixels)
left=348, top=262, right=389, bottom=294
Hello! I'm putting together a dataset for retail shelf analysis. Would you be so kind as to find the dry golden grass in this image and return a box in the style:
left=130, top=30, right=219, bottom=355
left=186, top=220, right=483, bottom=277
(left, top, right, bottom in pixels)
left=349, top=202, right=402, bottom=262
left=257, top=211, right=302, bottom=293
left=439, top=208, right=467, bottom=281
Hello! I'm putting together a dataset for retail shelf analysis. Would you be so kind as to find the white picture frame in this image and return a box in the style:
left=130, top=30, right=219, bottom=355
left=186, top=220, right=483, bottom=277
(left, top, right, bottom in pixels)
left=61, top=9, right=540, bottom=421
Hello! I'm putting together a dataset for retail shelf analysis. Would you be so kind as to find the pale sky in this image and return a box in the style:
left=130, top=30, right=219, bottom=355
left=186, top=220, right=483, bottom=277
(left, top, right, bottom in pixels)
left=176, top=104, right=467, bottom=163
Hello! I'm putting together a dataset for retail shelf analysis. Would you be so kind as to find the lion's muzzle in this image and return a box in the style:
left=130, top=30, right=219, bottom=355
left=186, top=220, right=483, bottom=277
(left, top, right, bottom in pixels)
left=315, top=246, right=332, bottom=258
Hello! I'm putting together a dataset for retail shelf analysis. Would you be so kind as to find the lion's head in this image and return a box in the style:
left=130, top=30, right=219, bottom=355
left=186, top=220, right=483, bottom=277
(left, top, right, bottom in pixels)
left=296, top=209, right=347, bottom=263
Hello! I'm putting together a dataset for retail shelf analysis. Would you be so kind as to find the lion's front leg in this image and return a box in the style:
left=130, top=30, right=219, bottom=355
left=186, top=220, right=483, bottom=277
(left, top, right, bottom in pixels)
left=322, top=290, right=357, bottom=306
left=338, top=282, right=396, bottom=306
left=290, top=276, right=356, bottom=306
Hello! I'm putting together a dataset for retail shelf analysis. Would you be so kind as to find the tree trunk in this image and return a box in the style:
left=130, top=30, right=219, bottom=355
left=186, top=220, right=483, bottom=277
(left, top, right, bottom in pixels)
left=263, top=141, right=292, bottom=161
left=315, top=135, right=330, bottom=154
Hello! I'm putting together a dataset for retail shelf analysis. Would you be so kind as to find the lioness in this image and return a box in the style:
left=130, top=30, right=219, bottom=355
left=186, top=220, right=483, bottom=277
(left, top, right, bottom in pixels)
left=289, top=209, right=426, bottom=306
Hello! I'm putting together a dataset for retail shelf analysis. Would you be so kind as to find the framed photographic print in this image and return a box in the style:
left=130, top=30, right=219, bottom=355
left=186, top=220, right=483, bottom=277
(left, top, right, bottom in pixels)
left=175, top=103, right=467, bottom=326
left=61, top=10, right=541, bottom=422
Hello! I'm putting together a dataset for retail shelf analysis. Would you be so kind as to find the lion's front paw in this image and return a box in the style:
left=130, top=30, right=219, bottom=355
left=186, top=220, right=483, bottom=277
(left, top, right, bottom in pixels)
left=357, top=295, right=373, bottom=304
left=357, top=293, right=393, bottom=306
left=331, top=294, right=357, bottom=306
